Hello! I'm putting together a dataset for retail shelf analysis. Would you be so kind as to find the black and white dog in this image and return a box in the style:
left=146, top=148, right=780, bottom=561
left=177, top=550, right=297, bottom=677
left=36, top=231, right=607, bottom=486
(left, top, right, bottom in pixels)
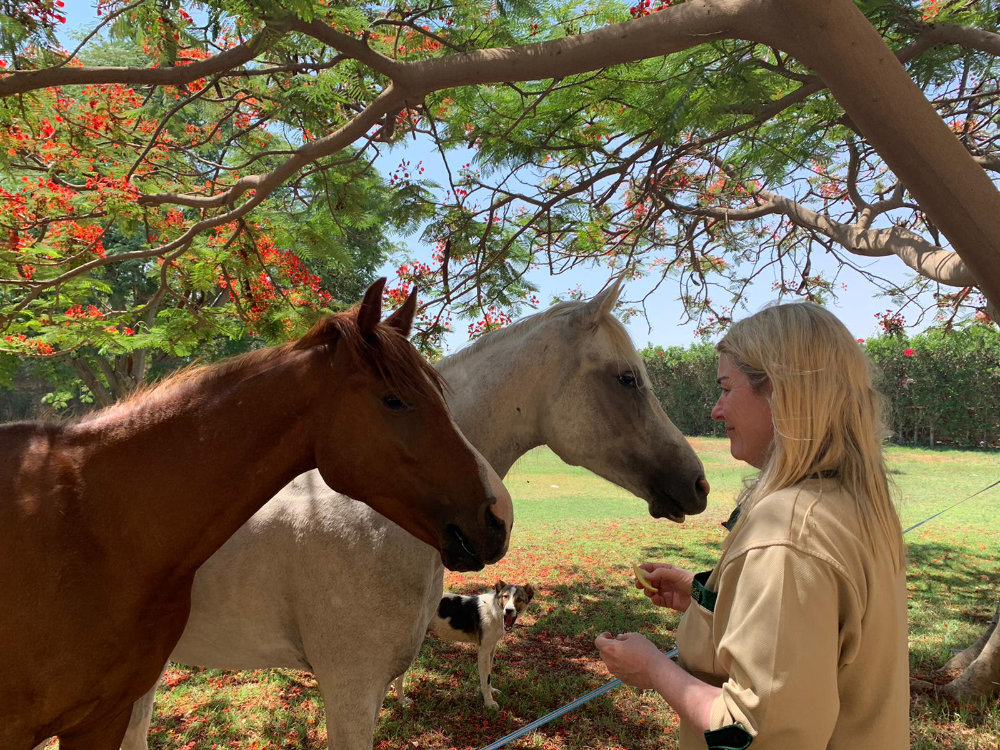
left=393, top=581, right=535, bottom=709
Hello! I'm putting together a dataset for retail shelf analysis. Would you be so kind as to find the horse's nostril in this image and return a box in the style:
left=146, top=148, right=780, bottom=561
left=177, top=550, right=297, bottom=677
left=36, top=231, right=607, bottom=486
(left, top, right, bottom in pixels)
left=697, top=476, right=711, bottom=496
left=486, top=506, right=507, bottom=534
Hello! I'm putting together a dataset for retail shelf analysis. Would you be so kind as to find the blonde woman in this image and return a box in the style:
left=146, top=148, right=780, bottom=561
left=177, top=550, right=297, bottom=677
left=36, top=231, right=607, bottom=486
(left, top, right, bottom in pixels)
left=596, top=303, right=908, bottom=749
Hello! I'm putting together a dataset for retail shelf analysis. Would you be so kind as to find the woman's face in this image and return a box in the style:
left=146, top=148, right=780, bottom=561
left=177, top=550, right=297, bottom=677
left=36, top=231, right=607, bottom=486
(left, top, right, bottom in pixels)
left=712, top=354, right=774, bottom=469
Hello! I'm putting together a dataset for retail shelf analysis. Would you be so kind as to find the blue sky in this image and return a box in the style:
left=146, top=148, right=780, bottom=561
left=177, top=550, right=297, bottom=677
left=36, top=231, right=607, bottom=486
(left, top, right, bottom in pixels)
left=52, top=1, right=934, bottom=353
left=377, top=137, right=927, bottom=354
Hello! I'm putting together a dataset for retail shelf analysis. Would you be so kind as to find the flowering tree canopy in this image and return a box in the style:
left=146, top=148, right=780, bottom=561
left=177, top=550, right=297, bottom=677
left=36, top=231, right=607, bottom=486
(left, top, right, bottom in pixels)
left=3, top=0, right=1000, bottom=401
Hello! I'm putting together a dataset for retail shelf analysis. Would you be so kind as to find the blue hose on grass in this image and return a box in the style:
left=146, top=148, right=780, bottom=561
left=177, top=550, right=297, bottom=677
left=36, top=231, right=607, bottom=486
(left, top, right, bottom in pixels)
left=478, top=648, right=678, bottom=750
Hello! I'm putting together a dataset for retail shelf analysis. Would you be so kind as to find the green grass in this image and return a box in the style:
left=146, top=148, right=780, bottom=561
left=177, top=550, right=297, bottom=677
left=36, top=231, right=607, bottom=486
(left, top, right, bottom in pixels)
left=49, top=439, right=1000, bottom=749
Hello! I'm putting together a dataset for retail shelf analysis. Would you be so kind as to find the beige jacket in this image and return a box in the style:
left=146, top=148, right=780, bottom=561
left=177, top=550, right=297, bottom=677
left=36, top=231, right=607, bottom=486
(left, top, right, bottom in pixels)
left=675, top=479, right=909, bottom=750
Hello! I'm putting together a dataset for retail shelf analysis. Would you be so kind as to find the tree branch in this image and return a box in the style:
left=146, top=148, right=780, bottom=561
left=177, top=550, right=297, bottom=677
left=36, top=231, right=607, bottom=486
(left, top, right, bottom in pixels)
left=0, top=28, right=281, bottom=97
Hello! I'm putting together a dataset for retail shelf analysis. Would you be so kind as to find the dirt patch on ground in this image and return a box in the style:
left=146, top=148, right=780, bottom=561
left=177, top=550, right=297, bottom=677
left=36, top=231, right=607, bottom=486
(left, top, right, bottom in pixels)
left=688, top=437, right=727, bottom=452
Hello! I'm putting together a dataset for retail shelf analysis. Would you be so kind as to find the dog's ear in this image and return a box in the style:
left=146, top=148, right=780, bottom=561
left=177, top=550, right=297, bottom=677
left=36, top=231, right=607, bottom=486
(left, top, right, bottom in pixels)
left=524, top=584, right=535, bottom=602
left=495, top=580, right=506, bottom=595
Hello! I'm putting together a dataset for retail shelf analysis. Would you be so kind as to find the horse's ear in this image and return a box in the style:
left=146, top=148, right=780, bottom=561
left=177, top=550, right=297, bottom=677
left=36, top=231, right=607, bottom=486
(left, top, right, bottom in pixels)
left=384, top=285, right=418, bottom=338
left=593, top=275, right=623, bottom=316
left=357, top=278, right=387, bottom=337
left=580, top=274, right=623, bottom=326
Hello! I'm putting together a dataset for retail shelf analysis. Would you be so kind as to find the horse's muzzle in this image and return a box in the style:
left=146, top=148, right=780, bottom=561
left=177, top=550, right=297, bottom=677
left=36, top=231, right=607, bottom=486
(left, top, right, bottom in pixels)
left=441, top=508, right=508, bottom=571
left=647, top=469, right=709, bottom=522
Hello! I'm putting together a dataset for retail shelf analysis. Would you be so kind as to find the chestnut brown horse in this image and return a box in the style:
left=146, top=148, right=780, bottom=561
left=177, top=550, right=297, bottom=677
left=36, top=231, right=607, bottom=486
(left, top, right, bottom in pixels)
left=0, top=279, right=513, bottom=750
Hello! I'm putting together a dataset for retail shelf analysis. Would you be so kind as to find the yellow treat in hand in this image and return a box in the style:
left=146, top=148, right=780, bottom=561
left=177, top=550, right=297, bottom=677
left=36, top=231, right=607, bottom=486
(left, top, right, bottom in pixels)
left=633, top=564, right=657, bottom=593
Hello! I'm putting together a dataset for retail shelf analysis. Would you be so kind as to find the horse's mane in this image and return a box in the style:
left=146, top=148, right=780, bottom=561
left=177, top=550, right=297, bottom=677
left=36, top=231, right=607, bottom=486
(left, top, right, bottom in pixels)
left=445, top=298, right=639, bottom=367
left=74, top=306, right=444, bottom=426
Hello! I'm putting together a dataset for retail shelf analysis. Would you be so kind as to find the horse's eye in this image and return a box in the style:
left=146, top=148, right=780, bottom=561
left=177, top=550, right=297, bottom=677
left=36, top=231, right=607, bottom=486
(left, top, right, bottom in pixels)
left=617, top=372, right=639, bottom=389
left=381, top=394, right=408, bottom=411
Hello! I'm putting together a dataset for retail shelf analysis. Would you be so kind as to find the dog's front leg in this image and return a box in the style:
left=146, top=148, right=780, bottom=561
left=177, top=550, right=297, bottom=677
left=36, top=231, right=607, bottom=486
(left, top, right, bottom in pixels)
left=478, top=645, right=500, bottom=710
left=391, top=672, right=412, bottom=707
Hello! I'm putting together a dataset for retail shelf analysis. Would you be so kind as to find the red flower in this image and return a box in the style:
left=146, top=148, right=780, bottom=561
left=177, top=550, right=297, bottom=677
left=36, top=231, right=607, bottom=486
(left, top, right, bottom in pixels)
left=904, top=349, right=915, bottom=357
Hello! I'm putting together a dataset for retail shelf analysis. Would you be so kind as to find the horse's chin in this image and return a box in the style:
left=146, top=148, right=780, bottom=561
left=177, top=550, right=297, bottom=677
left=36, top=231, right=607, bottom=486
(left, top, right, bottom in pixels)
left=652, top=509, right=686, bottom=524
left=439, top=547, right=486, bottom=572
left=439, top=525, right=487, bottom=572
left=646, top=498, right=688, bottom=524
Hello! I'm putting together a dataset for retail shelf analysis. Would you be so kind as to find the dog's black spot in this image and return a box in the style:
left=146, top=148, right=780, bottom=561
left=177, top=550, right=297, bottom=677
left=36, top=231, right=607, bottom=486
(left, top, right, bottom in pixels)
left=437, top=594, right=482, bottom=640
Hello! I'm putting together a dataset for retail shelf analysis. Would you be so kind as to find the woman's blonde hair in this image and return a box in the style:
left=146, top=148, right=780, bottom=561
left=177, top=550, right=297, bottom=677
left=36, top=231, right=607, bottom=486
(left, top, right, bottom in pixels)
left=717, top=302, right=905, bottom=571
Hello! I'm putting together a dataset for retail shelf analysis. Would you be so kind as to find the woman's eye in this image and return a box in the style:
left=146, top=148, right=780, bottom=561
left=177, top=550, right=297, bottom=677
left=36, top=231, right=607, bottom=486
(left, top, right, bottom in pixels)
left=381, top=394, right=407, bottom=411
left=617, top=372, right=638, bottom=389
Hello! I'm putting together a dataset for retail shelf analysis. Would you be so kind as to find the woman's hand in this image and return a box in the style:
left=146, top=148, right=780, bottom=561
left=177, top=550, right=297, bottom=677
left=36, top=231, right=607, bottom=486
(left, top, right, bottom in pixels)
left=594, top=632, right=667, bottom=690
left=595, top=631, right=721, bottom=732
left=637, top=563, right=694, bottom=612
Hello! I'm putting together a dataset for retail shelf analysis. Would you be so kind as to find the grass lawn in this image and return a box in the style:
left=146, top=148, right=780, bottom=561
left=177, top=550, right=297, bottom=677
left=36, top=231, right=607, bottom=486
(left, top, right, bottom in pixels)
left=87, top=439, right=1000, bottom=749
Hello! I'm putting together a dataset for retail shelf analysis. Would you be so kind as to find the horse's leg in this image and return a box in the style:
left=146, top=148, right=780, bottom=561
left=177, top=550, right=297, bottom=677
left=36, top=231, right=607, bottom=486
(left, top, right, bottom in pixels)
left=119, top=670, right=163, bottom=750
left=312, top=652, right=406, bottom=750
left=58, top=706, right=131, bottom=750
left=314, top=661, right=390, bottom=750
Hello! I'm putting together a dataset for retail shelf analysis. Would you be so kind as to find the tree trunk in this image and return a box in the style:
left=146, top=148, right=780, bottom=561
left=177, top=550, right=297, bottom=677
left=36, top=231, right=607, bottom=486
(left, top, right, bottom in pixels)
left=936, top=600, right=1000, bottom=702
left=750, top=0, right=1000, bottom=312
left=70, top=357, right=115, bottom=408
left=943, top=600, right=999, bottom=674
left=913, top=600, right=1000, bottom=702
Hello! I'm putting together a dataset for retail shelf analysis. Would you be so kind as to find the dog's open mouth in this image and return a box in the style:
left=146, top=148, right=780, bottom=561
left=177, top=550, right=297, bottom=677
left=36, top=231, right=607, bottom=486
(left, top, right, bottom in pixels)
left=503, top=613, right=517, bottom=631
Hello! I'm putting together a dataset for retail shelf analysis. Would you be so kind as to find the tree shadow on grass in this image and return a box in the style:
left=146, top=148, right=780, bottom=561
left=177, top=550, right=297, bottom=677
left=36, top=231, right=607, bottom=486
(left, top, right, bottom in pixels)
left=382, top=533, right=999, bottom=749
left=641, top=537, right=721, bottom=572
left=905, top=539, right=998, bottom=671
left=378, top=578, right=685, bottom=749
left=149, top=668, right=326, bottom=749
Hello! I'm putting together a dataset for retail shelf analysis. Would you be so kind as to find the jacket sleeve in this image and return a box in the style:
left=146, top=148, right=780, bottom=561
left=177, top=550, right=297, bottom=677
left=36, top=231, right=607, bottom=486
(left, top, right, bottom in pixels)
left=706, top=543, right=859, bottom=750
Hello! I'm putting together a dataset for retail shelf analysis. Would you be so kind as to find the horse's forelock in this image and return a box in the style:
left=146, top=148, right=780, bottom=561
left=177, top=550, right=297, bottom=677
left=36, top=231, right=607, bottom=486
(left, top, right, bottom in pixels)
left=596, top=311, right=642, bottom=364
left=296, top=310, right=445, bottom=404
left=368, top=325, right=447, bottom=404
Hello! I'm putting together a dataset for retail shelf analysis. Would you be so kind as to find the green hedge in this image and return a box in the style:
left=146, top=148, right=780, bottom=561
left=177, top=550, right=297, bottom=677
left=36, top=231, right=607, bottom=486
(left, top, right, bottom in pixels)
left=641, top=325, right=1000, bottom=448
left=641, top=342, right=726, bottom=439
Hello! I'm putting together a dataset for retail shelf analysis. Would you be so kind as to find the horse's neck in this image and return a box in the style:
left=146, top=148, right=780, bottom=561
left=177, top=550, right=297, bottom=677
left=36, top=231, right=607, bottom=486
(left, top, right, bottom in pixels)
left=437, top=330, right=552, bottom=477
left=66, top=348, right=322, bottom=575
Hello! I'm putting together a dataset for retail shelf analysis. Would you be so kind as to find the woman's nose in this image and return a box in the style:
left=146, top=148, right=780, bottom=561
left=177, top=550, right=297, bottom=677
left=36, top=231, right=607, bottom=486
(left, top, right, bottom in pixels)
left=711, top=397, right=724, bottom=421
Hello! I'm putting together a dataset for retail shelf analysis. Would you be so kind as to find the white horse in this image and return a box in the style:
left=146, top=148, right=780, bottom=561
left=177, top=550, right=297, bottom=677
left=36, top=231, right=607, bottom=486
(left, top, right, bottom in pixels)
left=119, top=282, right=709, bottom=750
